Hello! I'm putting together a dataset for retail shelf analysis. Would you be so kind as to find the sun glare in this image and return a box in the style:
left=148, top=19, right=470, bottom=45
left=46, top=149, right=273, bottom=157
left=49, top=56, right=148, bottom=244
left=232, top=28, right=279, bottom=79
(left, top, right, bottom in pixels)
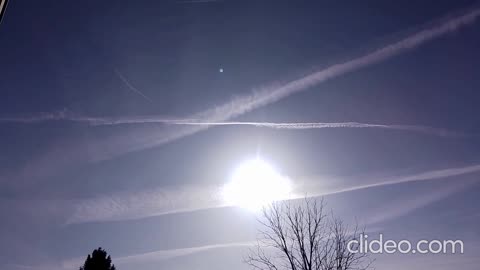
left=222, top=158, right=292, bottom=211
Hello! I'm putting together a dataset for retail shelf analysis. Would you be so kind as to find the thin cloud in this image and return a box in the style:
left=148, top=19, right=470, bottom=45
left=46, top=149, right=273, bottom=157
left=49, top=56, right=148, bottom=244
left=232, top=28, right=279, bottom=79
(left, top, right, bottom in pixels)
left=95, top=7, right=480, bottom=157
left=115, top=69, right=153, bottom=102
left=116, top=241, right=253, bottom=265
left=2, top=7, right=478, bottom=188
left=57, top=241, right=252, bottom=270
left=66, top=163, right=480, bottom=224
left=171, top=121, right=463, bottom=137
left=66, top=185, right=225, bottom=224
left=94, top=120, right=468, bottom=137
left=112, top=182, right=468, bottom=264
left=0, top=111, right=71, bottom=123
left=0, top=112, right=196, bottom=125
left=183, top=9, right=479, bottom=121
left=60, top=179, right=475, bottom=270
left=317, top=163, right=480, bottom=196
left=2, top=8, right=479, bottom=161
left=0, top=113, right=464, bottom=137
left=365, top=180, right=474, bottom=225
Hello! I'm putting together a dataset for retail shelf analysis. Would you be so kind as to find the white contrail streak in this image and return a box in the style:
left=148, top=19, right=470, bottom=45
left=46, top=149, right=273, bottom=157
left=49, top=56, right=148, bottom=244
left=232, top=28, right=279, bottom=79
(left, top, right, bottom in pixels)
left=0, top=113, right=462, bottom=137
left=2, top=8, right=478, bottom=164
left=316, top=163, right=480, bottom=197
left=0, top=111, right=72, bottom=123
left=0, top=112, right=197, bottom=125
left=189, top=8, right=480, bottom=121
left=115, top=241, right=253, bottom=264
left=66, top=163, right=480, bottom=224
left=115, top=69, right=153, bottom=102
left=96, top=7, right=480, bottom=157
left=59, top=241, right=253, bottom=270
left=170, top=121, right=463, bottom=137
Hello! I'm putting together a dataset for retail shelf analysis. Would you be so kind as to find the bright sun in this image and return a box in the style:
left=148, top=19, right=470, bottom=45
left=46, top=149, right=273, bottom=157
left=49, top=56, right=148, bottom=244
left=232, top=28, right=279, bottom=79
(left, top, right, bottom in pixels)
left=222, top=158, right=292, bottom=211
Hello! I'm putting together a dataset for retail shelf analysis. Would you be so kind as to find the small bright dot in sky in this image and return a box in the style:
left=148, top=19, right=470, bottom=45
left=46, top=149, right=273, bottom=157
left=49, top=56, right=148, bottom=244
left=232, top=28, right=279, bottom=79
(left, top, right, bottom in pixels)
left=219, top=68, right=224, bottom=73
left=222, top=158, right=292, bottom=211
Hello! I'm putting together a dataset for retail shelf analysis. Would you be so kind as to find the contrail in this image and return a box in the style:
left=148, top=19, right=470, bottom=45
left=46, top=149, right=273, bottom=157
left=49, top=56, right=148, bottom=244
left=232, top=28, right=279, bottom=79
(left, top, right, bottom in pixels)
left=115, top=241, right=253, bottom=264
left=190, top=8, right=480, bottom=122
left=59, top=241, right=254, bottom=270
left=0, top=112, right=197, bottom=125
left=2, top=7, right=479, bottom=165
left=66, top=163, right=480, bottom=224
left=8, top=8, right=478, bottom=129
left=316, top=163, right=480, bottom=197
left=169, top=121, right=463, bottom=137
left=0, top=112, right=67, bottom=123
left=95, top=7, right=480, bottom=157
left=0, top=113, right=463, bottom=137
left=115, top=69, right=153, bottom=102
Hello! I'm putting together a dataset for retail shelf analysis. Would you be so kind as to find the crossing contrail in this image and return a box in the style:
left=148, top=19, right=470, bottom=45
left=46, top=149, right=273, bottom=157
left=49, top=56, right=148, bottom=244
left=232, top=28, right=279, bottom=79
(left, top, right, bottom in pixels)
left=98, top=7, right=480, bottom=156
left=0, top=113, right=463, bottom=137
left=167, top=121, right=463, bottom=137
left=189, top=8, right=480, bottom=123
left=1, top=7, right=478, bottom=162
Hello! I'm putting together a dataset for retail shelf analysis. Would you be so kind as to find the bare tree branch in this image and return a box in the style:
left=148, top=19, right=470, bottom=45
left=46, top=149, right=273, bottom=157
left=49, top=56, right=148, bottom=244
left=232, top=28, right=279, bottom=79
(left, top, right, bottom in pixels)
left=245, top=198, right=373, bottom=270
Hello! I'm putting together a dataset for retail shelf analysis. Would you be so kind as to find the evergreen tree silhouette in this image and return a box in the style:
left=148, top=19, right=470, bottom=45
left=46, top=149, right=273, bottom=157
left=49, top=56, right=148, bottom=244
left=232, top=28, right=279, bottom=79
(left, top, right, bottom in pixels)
left=79, top=247, right=116, bottom=270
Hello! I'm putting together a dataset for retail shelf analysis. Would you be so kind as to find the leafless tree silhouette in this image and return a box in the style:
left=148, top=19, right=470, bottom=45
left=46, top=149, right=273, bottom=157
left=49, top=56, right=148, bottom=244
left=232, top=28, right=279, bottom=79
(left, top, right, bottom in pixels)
left=245, top=198, right=372, bottom=270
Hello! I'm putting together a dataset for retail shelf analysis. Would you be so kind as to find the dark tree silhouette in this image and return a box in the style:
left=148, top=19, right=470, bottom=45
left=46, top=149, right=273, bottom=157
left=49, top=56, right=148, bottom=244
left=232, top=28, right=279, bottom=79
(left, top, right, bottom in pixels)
left=80, top=247, right=116, bottom=270
left=245, top=198, right=372, bottom=270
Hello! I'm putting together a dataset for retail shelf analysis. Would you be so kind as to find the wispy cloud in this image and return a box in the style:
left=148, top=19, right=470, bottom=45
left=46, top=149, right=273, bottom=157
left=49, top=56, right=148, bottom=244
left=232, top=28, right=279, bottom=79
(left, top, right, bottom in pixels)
left=57, top=241, right=252, bottom=270
left=316, top=163, right=480, bottom=196
left=169, top=121, right=464, bottom=137
left=87, top=7, right=480, bottom=157
left=66, top=185, right=225, bottom=224
left=23, top=164, right=480, bottom=270
left=66, top=163, right=480, bottom=224
left=94, top=181, right=470, bottom=266
left=0, top=113, right=464, bottom=137
left=0, top=111, right=197, bottom=125
left=61, top=178, right=476, bottom=270
left=115, top=241, right=253, bottom=265
left=365, top=179, right=474, bottom=225
left=0, top=111, right=72, bottom=123
left=114, top=69, right=153, bottom=102
left=1, top=8, right=478, bottom=162
left=2, top=7, right=478, bottom=189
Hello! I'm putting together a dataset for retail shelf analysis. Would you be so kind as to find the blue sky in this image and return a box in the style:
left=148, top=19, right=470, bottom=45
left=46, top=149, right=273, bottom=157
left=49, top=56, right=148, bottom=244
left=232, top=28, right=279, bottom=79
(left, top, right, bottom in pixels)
left=1, top=1, right=480, bottom=270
